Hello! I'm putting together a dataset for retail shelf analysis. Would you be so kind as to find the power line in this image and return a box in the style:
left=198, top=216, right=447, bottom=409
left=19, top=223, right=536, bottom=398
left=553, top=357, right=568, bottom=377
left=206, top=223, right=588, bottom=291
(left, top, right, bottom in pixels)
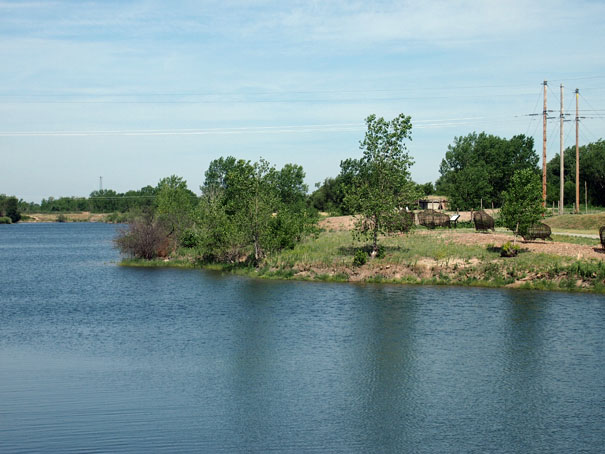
left=0, top=115, right=532, bottom=137
left=0, top=82, right=544, bottom=98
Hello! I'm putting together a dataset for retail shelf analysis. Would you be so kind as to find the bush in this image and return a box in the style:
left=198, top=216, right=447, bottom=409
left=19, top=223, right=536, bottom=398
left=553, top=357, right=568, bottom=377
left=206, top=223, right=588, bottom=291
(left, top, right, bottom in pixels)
left=500, top=241, right=520, bottom=257
left=353, top=249, right=367, bottom=266
left=114, top=213, right=170, bottom=259
left=55, top=213, right=68, bottom=223
left=0, top=216, right=12, bottom=224
left=180, top=228, right=200, bottom=248
left=106, top=212, right=130, bottom=223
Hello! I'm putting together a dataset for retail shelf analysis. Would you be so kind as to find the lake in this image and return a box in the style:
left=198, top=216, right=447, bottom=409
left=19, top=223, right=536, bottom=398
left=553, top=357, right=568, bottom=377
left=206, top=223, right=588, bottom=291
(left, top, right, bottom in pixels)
left=1, top=223, right=604, bottom=453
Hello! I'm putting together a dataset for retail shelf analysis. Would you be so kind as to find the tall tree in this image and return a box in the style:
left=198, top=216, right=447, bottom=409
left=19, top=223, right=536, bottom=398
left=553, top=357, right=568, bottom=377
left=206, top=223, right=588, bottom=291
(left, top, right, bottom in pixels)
left=500, top=168, right=545, bottom=241
left=436, top=132, right=538, bottom=209
left=155, top=175, right=197, bottom=239
left=342, top=113, right=419, bottom=254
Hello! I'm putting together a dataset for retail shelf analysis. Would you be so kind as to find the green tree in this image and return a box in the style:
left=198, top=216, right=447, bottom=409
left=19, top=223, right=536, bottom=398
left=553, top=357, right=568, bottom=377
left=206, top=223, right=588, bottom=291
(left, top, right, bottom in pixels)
left=416, top=181, right=435, bottom=196
left=196, top=157, right=317, bottom=264
left=0, top=195, right=21, bottom=223
left=545, top=139, right=605, bottom=208
left=227, top=159, right=280, bottom=263
left=155, top=175, right=197, bottom=240
left=436, top=132, right=538, bottom=209
left=309, top=176, right=349, bottom=215
left=500, top=168, right=545, bottom=241
left=342, top=113, right=419, bottom=254
left=201, top=156, right=238, bottom=195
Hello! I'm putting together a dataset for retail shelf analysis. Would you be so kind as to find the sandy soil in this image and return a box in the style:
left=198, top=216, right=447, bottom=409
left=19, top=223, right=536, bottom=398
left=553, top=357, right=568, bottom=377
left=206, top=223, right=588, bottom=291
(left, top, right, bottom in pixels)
left=22, top=212, right=112, bottom=222
left=424, top=230, right=605, bottom=260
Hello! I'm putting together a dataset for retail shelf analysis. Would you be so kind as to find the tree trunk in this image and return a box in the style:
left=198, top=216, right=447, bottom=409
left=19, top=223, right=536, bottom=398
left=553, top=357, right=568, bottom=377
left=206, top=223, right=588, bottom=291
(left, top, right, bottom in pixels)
left=372, top=216, right=379, bottom=254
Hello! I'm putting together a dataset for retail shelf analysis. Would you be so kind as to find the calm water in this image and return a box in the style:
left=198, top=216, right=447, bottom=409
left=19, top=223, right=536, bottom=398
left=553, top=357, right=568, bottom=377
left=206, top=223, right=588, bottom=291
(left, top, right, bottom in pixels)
left=1, top=223, right=604, bottom=453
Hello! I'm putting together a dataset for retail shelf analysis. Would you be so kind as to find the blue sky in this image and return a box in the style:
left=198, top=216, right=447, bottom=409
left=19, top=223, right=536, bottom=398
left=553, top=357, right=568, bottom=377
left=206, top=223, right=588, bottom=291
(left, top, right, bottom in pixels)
left=1, top=0, right=604, bottom=202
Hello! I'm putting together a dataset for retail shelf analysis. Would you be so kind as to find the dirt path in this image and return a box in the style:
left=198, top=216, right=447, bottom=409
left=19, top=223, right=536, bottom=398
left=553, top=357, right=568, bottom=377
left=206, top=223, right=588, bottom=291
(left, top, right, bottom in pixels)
left=426, top=230, right=605, bottom=260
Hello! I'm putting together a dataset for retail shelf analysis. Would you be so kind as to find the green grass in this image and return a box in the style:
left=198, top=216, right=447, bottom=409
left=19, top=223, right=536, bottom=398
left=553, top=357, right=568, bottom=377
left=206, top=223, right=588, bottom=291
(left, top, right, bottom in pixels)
left=543, top=213, right=605, bottom=231
left=551, top=234, right=600, bottom=246
left=119, top=228, right=605, bottom=294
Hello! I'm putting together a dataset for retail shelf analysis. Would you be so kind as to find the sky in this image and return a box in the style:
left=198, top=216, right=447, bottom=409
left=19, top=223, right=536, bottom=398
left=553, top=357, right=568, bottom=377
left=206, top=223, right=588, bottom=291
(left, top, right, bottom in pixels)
left=1, top=0, right=604, bottom=202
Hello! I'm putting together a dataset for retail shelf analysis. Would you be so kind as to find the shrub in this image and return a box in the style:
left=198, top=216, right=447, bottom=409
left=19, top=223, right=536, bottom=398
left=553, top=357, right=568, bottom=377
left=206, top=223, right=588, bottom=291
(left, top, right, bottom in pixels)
left=106, top=212, right=130, bottom=223
left=114, top=213, right=170, bottom=259
left=55, top=213, right=68, bottom=223
left=0, top=216, right=12, bottom=224
left=500, top=241, right=520, bottom=257
left=353, top=249, right=367, bottom=267
left=180, top=228, right=200, bottom=248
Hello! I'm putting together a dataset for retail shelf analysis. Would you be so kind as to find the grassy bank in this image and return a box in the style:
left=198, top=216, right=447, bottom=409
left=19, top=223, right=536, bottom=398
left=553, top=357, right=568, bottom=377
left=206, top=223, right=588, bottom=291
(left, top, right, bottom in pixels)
left=544, top=212, right=605, bottom=232
left=121, top=229, right=605, bottom=294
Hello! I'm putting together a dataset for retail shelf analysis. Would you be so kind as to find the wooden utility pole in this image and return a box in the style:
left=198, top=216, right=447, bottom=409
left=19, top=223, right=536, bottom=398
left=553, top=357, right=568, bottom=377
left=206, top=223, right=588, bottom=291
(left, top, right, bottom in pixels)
left=575, top=89, right=580, bottom=213
left=559, top=84, right=564, bottom=215
left=542, top=81, right=548, bottom=207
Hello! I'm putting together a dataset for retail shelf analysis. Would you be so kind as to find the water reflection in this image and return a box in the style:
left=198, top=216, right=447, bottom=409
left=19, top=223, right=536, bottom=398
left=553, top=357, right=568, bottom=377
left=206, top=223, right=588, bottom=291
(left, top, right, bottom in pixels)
left=353, top=287, right=420, bottom=452
left=500, top=291, right=550, bottom=450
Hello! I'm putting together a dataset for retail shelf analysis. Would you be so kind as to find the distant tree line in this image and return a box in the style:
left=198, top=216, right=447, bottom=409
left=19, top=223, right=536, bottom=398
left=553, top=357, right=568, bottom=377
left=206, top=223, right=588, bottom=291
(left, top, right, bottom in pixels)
left=20, top=186, right=166, bottom=214
left=545, top=139, right=605, bottom=207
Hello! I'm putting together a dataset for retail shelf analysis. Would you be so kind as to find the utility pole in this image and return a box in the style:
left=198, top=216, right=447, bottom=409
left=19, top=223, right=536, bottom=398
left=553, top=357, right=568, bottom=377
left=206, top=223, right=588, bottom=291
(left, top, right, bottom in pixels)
left=575, top=89, right=580, bottom=213
left=559, top=84, right=564, bottom=215
left=542, top=81, right=547, bottom=207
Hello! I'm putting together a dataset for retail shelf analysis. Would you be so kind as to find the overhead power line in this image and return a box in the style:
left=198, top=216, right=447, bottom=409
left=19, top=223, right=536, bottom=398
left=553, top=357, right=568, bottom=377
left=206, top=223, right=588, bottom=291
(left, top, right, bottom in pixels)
left=0, top=115, right=532, bottom=137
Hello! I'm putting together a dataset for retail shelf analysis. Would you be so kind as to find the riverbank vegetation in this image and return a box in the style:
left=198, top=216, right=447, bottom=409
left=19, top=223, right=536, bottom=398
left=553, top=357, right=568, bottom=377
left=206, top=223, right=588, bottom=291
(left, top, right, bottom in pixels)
left=122, top=226, right=605, bottom=292
left=110, top=113, right=605, bottom=293
left=8, top=112, right=605, bottom=292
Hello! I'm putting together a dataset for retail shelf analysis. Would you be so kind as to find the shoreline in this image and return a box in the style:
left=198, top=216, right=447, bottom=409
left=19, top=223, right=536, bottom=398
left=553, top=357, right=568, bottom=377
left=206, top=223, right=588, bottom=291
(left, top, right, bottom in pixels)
left=119, top=244, right=605, bottom=295
left=19, top=212, right=121, bottom=223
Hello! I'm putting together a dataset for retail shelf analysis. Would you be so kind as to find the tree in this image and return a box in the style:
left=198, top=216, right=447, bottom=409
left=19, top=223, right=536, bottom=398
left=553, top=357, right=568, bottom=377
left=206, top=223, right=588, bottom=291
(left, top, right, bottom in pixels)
left=545, top=139, right=605, bottom=207
left=226, top=159, right=281, bottom=263
left=155, top=175, right=197, bottom=240
left=342, top=113, right=419, bottom=254
left=309, top=176, right=348, bottom=214
left=0, top=195, right=21, bottom=223
left=195, top=157, right=317, bottom=264
left=436, top=132, right=538, bottom=209
left=416, top=181, right=435, bottom=196
left=500, top=168, right=545, bottom=241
